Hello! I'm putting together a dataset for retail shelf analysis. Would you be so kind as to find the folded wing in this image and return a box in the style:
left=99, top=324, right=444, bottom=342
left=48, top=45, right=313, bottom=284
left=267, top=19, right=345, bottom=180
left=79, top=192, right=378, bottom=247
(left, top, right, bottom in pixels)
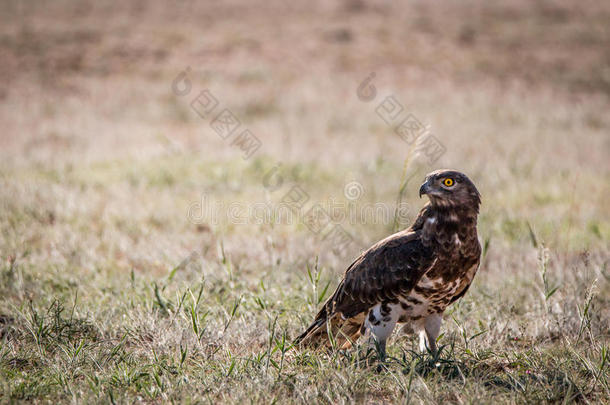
left=295, top=230, right=435, bottom=348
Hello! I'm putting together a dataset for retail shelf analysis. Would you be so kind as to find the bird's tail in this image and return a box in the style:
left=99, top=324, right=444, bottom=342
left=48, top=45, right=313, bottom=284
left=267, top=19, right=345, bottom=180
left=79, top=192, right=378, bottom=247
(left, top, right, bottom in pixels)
left=294, top=310, right=364, bottom=350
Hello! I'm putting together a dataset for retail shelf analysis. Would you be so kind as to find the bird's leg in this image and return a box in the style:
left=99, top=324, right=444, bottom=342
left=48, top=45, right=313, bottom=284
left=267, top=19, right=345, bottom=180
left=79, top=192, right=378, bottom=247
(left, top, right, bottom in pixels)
left=364, top=304, right=399, bottom=362
left=417, top=329, right=428, bottom=353
left=422, top=313, right=442, bottom=355
left=370, top=338, right=387, bottom=362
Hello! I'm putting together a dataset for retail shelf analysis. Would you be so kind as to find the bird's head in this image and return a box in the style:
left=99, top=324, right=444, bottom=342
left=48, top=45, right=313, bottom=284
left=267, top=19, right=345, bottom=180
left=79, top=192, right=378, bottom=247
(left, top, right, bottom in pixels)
left=419, top=170, right=481, bottom=210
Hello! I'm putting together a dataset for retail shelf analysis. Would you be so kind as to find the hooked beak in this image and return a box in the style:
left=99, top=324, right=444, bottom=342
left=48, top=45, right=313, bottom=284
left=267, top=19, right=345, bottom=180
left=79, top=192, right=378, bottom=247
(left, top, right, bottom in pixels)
left=419, top=181, right=429, bottom=198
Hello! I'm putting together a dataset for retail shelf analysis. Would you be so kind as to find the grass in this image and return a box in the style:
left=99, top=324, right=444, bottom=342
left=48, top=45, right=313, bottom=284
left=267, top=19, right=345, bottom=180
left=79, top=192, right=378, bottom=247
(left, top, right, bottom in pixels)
left=0, top=156, right=608, bottom=403
left=1, top=0, right=609, bottom=403
left=0, top=261, right=607, bottom=403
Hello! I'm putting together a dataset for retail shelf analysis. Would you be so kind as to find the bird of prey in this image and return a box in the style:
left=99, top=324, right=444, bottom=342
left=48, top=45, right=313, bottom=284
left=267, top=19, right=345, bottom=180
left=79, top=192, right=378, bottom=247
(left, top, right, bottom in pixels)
left=295, top=169, right=481, bottom=358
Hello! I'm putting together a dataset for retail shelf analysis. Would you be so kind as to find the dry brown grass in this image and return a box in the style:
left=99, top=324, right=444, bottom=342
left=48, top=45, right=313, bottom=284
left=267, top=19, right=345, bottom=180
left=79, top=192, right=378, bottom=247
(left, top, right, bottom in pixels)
left=0, top=0, right=608, bottom=403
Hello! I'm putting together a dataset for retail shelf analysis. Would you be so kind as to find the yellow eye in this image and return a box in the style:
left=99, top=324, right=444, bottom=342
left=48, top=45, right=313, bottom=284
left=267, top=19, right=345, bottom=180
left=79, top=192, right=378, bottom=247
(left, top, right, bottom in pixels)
left=443, top=178, right=454, bottom=187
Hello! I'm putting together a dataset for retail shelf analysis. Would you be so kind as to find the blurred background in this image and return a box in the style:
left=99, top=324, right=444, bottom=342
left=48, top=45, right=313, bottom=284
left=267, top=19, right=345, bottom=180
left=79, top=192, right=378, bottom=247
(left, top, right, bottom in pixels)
left=1, top=0, right=608, bottom=263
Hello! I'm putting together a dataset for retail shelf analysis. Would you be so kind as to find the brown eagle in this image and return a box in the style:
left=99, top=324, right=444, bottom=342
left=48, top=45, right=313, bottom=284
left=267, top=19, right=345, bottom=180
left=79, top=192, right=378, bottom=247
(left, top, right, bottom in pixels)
left=295, top=170, right=481, bottom=358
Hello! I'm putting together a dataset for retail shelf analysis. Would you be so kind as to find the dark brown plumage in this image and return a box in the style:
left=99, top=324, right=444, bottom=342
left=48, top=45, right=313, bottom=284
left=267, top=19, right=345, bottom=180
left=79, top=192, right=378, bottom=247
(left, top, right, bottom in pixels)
left=295, top=169, right=481, bottom=357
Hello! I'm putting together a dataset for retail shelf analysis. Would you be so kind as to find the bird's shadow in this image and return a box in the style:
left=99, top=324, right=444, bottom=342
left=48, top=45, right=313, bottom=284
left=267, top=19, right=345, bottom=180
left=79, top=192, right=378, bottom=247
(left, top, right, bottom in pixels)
left=338, top=341, right=492, bottom=385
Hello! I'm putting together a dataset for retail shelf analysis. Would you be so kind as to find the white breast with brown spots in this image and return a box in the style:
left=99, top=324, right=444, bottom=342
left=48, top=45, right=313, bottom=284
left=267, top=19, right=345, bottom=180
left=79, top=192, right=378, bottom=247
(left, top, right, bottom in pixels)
left=363, top=263, right=478, bottom=354
left=400, top=262, right=478, bottom=320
